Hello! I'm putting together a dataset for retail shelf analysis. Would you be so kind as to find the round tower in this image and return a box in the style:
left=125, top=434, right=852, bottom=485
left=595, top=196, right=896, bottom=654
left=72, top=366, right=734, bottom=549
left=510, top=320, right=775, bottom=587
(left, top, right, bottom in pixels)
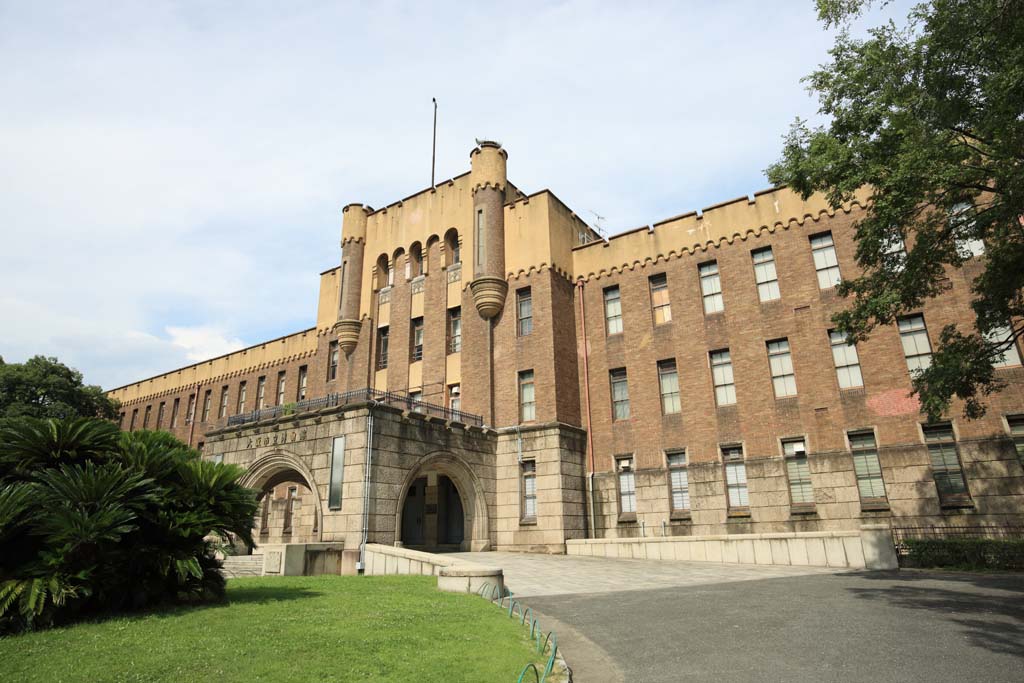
left=468, top=141, right=509, bottom=319
left=334, top=203, right=370, bottom=354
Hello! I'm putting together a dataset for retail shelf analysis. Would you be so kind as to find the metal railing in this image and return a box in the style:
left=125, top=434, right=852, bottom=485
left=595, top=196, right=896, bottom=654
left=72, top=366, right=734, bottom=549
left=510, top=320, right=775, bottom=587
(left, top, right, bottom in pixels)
left=892, top=524, right=1024, bottom=557
left=226, top=387, right=483, bottom=427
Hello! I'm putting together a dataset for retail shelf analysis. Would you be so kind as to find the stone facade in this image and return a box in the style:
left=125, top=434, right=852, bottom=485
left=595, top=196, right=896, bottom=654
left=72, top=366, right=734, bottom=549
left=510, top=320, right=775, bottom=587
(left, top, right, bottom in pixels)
left=109, top=140, right=1024, bottom=555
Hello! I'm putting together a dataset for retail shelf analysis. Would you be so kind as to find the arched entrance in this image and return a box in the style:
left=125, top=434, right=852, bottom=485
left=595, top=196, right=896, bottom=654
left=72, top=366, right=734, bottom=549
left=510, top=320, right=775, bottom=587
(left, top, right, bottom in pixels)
left=240, top=451, right=323, bottom=545
left=396, top=452, right=489, bottom=552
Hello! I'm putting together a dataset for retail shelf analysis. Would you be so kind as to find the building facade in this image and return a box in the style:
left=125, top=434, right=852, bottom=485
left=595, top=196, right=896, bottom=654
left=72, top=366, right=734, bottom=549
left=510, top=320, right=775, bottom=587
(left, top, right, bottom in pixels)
left=108, top=141, right=1024, bottom=557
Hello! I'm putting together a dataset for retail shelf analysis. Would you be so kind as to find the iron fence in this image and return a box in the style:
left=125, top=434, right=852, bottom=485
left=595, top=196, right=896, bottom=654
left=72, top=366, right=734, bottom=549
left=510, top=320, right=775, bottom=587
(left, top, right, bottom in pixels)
left=226, top=387, right=483, bottom=428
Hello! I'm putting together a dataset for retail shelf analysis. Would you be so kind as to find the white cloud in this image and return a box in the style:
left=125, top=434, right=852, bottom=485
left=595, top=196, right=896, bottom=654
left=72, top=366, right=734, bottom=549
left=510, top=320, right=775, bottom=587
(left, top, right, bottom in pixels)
left=0, top=0, right=912, bottom=389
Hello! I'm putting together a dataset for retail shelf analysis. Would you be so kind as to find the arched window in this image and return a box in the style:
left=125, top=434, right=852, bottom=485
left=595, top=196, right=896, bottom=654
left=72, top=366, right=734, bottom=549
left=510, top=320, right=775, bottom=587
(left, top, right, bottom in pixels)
left=392, top=248, right=406, bottom=283
left=409, top=242, right=423, bottom=278
left=444, top=228, right=461, bottom=267
left=375, top=254, right=389, bottom=290
left=425, top=235, right=439, bottom=275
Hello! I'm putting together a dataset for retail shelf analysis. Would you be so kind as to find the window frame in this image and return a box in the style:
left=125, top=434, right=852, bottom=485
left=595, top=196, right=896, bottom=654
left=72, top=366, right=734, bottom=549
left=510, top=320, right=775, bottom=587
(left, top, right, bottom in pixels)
left=520, top=460, right=537, bottom=524
left=327, top=341, right=339, bottom=380
left=218, top=386, right=229, bottom=419
left=517, top=287, right=533, bottom=337
left=848, top=428, right=888, bottom=508
left=616, top=455, right=637, bottom=521
left=276, top=372, right=286, bottom=406
left=202, top=390, right=212, bottom=422
left=698, top=261, right=724, bottom=314
left=376, top=327, right=390, bottom=370
left=829, top=329, right=864, bottom=389
left=256, top=376, right=266, bottom=409
left=603, top=285, right=623, bottom=336
left=649, top=273, right=673, bottom=324
left=447, top=307, right=462, bottom=354
left=810, top=231, right=842, bottom=290
left=782, top=437, right=815, bottom=510
left=710, top=349, right=736, bottom=407
left=328, top=435, right=346, bottom=510
left=751, top=246, right=780, bottom=302
left=898, top=314, right=933, bottom=374
left=721, top=444, right=749, bottom=514
left=610, top=367, right=630, bottom=421
left=296, top=366, right=308, bottom=401
left=657, top=359, right=681, bottom=415
left=236, top=381, right=247, bottom=414
left=922, top=422, right=972, bottom=506
left=170, top=398, right=179, bottom=428
left=410, top=317, right=424, bottom=362
left=767, top=338, right=797, bottom=398
left=666, top=449, right=690, bottom=518
left=448, top=383, right=461, bottom=413
left=518, top=370, right=536, bottom=423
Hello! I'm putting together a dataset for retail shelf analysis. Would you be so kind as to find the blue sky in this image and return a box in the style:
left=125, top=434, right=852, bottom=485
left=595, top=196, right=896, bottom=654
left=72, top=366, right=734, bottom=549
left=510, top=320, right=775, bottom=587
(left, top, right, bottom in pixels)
left=0, top=1, right=908, bottom=390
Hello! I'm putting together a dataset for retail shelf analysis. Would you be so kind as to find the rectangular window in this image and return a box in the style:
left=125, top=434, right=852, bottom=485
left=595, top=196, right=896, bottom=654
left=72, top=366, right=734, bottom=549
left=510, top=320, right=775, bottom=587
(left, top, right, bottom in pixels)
left=118, top=412, right=125, bottom=429
left=898, top=314, right=933, bottom=373
left=475, top=208, right=485, bottom=273
left=924, top=423, right=970, bottom=501
left=783, top=438, right=814, bottom=506
left=185, top=394, right=196, bottom=425
left=710, top=350, right=736, bottom=406
left=617, top=456, right=636, bottom=515
left=327, top=341, right=339, bottom=380
left=237, top=381, right=247, bottom=414
left=829, top=330, right=864, bottom=389
left=849, top=430, right=887, bottom=502
left=699, top=261, right=724, bottom=314
left=767, top=339, right=797, bottom=397
left=156, top=402, right=165, bottom=429
left=328, top=435, right=346, bottom=510
left=521, top=460, right=537, bottom=521
left=218, top=386, right=228, bottom=418
left=988, top=325, right=1023, bottom=368
left=448, top=307, right=462, bottom=353
left=519, top=370, right=536, bottom=422
left=283, top=486, right=298, bottom=534
left=604, top=286, right=623, bottom=335
left=649, top=273, right=672, bottom=324
left=722, top=445, right=748, bottom=508
left=1008, top=415, right=1024, bottom=464
left=202, top=390, right=212, bottom=422
left=143, top=405, right=151, bottom=429
left=610, top=368, right=630, bottom=420
left=296, top=366, right=307, bottom=401
left=810, top=232, right=841, bottom=289
left=259, top=494, right=270, bottom=535
left=448, top=384, right=461, bottom=413
left=658, top=359, right=681, bottom=415
left=170, top=398, right=180, bottom=428
left=376, top=327, right=389, bottom=370
left=884, top=236, right=907, bottom=272
left=411, top=318, right=424, bottom=362
left=517, top=287, right=533, bottom=337
left=130, top=408, right=138, bottom=430
left=752, top=247, right=780, bottom=302
left=667, top=450, right=690, bottom=512
left=950, top=202, right=985, bottom=257
left=276, top=372, right=286, bottom=406
left=256, top=376, right=266, bottom=409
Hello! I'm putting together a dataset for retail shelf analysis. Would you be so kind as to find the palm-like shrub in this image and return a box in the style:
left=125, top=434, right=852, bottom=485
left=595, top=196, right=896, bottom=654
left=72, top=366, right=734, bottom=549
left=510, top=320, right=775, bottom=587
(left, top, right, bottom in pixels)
left=0, top=418, right=257, bottom=633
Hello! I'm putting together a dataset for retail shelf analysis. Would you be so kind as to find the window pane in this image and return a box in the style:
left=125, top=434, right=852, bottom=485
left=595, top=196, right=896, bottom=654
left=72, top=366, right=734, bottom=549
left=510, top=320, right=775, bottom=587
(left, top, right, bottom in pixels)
left=328, top=436, right=346, bottom=509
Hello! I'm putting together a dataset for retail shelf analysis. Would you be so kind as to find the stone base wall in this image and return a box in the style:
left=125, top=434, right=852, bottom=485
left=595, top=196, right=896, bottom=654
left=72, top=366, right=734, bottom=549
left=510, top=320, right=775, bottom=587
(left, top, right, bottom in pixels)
left=590, top=437, right=1024, bottom=539
left=567, top=525, right=898, bottom=570
left=363, top=543, right=504, bottom=595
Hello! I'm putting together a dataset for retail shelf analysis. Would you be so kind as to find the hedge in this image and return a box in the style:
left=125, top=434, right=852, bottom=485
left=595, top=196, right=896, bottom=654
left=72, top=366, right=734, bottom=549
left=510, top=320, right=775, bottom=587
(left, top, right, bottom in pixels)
left=902, top=538, right=1024, bottom=570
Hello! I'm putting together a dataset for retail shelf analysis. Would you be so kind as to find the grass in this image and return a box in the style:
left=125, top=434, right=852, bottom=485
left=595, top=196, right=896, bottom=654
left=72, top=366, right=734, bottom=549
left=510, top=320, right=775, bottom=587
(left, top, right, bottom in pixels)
left=0, top=576, right=548, bottom=682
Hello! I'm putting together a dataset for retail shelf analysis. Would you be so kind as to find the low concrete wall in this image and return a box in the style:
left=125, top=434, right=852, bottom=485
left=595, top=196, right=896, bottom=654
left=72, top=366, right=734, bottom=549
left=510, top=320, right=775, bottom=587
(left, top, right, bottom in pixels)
left=256, top=543, right=355, bottom=576
left=363, top=544, right=505, bottom=594
left=566, top=525, right=898, bottom=570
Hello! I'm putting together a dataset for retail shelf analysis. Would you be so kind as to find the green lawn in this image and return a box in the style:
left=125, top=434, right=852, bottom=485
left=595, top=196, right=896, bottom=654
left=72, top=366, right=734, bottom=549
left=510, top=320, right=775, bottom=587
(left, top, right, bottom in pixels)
left=0, top=576, right=548, bottom=682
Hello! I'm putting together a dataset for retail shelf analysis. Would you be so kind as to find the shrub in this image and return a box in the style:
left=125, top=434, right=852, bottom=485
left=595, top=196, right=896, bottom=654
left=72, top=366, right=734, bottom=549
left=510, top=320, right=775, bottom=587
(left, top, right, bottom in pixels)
left=0, top=418, right=257, bottom=633
left=902, top=538, right=1024, bottom=571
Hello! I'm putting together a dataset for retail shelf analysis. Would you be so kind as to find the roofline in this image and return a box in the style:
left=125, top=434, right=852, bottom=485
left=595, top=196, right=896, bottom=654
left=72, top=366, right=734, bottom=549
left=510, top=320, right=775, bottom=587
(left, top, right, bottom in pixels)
left=105, top=326, right=318, bottom=394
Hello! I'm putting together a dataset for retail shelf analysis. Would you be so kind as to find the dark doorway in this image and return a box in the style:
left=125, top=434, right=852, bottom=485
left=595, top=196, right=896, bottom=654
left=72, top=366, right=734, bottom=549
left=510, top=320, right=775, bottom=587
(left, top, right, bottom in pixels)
left=438, top=475, right=465, bottom=547
left=401, top=477, right=426, bottom=546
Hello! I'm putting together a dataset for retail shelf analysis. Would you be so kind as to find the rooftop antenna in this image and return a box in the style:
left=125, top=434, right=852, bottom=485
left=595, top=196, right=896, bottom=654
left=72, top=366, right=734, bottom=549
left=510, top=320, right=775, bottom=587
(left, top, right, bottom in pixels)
left=587, top=209, right=607, bottom=238
left=431, top=97, right=438, bottom=188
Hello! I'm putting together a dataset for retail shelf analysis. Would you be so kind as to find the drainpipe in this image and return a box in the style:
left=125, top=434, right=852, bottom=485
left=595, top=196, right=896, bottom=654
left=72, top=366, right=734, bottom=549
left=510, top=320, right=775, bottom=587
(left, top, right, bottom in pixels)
left=358, top=399, right=378, bottom=573
left=576, top=279, right=597, bottom=539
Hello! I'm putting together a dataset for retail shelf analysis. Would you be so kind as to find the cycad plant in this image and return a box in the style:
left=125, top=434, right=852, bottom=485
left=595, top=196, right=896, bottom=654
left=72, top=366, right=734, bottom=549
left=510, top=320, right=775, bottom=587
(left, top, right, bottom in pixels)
left=0, top=418, right=257, bottom=634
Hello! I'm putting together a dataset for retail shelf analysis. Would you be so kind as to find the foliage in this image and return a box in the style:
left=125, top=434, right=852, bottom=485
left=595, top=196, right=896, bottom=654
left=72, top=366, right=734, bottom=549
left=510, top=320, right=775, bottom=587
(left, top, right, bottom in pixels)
left=767, top=0, right=1024, bottom=420
left=902, top=537, right=1024, bottom=570
left=0, top=576, right=549, bottom=682
left=0, top=356, right=119, bottom=421
left=0, top=418, right=257, bottom=633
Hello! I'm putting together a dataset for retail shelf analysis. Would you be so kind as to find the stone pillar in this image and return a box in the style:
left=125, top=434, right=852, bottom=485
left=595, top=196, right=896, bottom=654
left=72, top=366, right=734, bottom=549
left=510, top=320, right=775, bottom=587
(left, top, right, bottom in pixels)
left=335, top=203, right=370, bottom=355
left=468, top=141, right=508, bottom=319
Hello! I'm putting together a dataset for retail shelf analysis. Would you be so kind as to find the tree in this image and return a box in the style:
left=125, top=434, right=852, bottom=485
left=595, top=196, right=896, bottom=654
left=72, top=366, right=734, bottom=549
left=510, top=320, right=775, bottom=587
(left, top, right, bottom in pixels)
left=0, top=418, right=257, bottom=633
left=767, top=0, right=1024, bottom=420
left=0, top=356, right=119, bottom=421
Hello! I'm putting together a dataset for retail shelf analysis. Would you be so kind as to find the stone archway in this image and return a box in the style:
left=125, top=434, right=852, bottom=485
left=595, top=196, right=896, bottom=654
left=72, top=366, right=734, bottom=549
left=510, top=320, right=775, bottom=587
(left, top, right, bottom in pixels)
left=394, top=451, right=490, bottom=552
left=240, top=450, right=324, bottom=544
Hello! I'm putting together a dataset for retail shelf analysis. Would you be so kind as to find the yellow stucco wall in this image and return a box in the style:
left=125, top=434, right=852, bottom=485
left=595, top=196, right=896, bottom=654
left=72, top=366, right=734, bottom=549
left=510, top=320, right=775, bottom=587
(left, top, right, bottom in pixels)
left=316, top=267, right=341, bottom=330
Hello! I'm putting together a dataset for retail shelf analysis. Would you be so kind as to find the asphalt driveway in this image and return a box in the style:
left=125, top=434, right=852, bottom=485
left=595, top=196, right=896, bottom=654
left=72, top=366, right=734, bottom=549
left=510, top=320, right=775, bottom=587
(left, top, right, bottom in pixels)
left=452, top=553, right=1024, bottom=682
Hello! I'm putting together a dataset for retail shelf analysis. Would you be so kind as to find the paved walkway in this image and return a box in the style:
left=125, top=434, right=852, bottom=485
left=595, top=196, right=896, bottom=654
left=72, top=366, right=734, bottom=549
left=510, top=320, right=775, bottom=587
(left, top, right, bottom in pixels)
left=450, top=553, right=1024, bottom=682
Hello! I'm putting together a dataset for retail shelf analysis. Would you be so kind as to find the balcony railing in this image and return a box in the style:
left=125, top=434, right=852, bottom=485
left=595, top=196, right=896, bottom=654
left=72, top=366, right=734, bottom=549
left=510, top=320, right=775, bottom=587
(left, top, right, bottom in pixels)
left=225, top=387, right=483, bottom=427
